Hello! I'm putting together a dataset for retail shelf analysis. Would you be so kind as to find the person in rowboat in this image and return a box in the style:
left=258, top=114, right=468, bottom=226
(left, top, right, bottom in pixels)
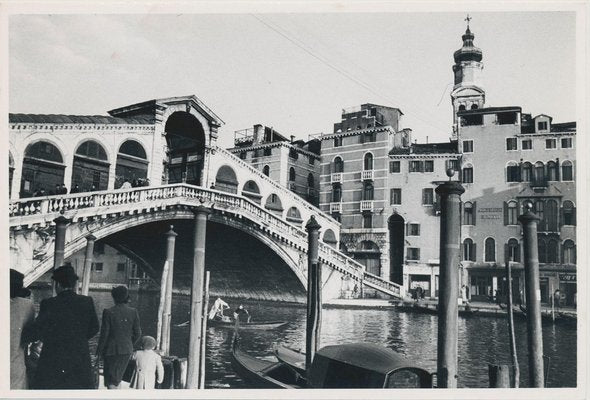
left=233, top=305, right=251, bottom=324
left=208, top=298, right=230, bottom=321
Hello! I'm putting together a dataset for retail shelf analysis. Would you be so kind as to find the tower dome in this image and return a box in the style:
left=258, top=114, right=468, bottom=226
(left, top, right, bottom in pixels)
left=453, top=26, right=483, bottom=63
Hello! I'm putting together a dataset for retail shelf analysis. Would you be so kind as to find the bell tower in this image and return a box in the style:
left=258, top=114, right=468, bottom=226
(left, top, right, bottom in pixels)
left=451, top=15, right=485, bottom=137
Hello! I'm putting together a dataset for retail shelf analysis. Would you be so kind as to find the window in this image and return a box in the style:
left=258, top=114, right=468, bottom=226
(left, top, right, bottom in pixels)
left=407, top=223, right=420, bottom=236
left=446, top=159, right=459, bottom=171
left=547, top=240, right=558, bottom=263
left=92, top=262, right=103, bottom=272
left=363, top=131, right=376, bottom=143
left=506, top=162, right=520, bottom=182
left=462, top=166, right=473, bottom=184
left=522, top=139, right=532, bottom=150
left=407, top=248, right=420, bottom=261
left=307, top=173, right=314, bottom=188
left=362, top=213, right=373, bottom=229
left=263, top=165, right=270, bottom=176
left=363, top=183, right=374, bottom=201
left=422, top=188, right=434, bottom=205
left=484, top=238, right=496, bottom=262
left=538, top=239, right=547, bottom=263
left=424, top=160, right=434, bottom=172
left=264, top=148, right=272, bottom=156
left=506, top=138, right=518, bottom=151
left=545, top=139, right=557, bottom=149
left=333, top=157, right=344, bottom=173
left=308, top=155, right=314, bottom=165
left=533, top=162, right=545, bottom=185
left=522, top=162, right=533, bottom=182
left=391, top=188, right=402, bottom=205
left=409, top=160, right=423, bottom=172
left=463, top=239, right=475, bottom=261
left=332, top=185, right=342, bottom=202
left=289, top=148, right=299, bottom=160
left=546, top=200, right=559, bottom=231
left=562, top=240, right=576, bottom=264
left=561, top=137, right=572, bottom=148
left=463, top=140, right=473, bottom=153
left=537, top=121, right=548, bottom=131
left=547, top=161, right=558, bottom=181
left=507, top=239, right=520, bottom=263
left=363, top=153, right=374, bottom=170
left=289, top=167, right=296, bottom=181
left=497, top=112, right=517, bottom=125
left=389, top=161, right=400, bottom=173
left=535, top=200, right=545, bottom=231
left=117, top=263, right=126, bottom=272
left=561, top=160, right=573, bottom=181
left=334, top=137, right=343, bottom=147
left=254, top=149, right=264, bottom=158
left=463, top=202, right=475, bottom=225
left=505, top=201, right=518, bottom=225
left=239, top=151, right=247, bottom=160
left=562, top=201, right=575, bottom=226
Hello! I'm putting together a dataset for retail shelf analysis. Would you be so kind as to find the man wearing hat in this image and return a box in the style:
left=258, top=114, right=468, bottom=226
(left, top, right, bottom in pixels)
left=31, top=264, right=99, bottom=389
left=97, top=285, right=142, bottom=389
left=10, top=269, right=36, bottom=389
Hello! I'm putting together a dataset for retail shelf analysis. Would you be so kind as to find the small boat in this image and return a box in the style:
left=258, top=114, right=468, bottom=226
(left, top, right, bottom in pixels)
left=176, top=317, right=288, bottom=330
left=232, top=337, right=434, bottom=388
left=274, top=345, right=306, bottom=375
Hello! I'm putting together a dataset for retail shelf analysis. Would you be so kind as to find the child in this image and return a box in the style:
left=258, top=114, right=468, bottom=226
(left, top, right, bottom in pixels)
left=129, top=336, right=164, bottom=389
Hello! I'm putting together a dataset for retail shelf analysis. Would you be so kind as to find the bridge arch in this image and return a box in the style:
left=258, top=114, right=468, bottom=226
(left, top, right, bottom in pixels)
left=214, top=165, right=239, bottom=194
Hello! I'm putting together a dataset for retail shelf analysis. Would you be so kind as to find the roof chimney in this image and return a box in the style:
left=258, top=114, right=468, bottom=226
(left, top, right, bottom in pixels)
left=290, top=135, right=295, bottom=143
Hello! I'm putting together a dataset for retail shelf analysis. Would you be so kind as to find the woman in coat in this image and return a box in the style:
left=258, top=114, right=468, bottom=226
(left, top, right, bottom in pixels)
left=10, top=269, right=36, bottom=389
left=97, top=286, right=142, bottom=389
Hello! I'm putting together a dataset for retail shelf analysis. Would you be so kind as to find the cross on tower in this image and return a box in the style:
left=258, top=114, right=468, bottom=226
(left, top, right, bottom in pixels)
left=465, top=14, right=472, bottom=28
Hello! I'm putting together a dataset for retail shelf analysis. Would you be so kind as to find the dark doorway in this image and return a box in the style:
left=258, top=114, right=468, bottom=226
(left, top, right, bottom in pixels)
left=165, top=112, right=206, bottom=186
left=388, top=214, right=405, bottom=284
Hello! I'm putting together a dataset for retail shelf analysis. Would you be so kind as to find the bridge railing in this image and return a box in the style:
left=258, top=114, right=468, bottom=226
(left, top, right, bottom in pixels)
left=9, top=183, right=403, bottom=297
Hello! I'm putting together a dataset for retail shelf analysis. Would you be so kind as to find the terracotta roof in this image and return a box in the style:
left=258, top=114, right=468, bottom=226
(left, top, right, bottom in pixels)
left=9, top=113, right=154, bottom=125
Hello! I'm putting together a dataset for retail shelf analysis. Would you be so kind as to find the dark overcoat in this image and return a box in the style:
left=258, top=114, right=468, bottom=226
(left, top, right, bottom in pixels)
left=32, top=290, right=99, bottom=389
left=97, top=304, right=142, bottom=356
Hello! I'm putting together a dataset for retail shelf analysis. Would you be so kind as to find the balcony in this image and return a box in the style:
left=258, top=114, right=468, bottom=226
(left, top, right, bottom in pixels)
left=360, top=200, right=374, bottom=212
left=331, top=173, right=343, bottom=183
left=530, top=177, right=549, bottom=190
left=361, top=170, right=374, bottom=181
left=330, top=202, right=342, bottom=213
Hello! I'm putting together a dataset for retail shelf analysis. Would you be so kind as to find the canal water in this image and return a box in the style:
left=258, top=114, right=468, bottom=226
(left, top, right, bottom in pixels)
left=32, top=289, right=576, bottom=388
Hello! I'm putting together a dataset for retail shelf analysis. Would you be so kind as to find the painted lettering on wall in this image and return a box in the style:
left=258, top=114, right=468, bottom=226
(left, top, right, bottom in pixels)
left=479, top=207, right=502, bottom=220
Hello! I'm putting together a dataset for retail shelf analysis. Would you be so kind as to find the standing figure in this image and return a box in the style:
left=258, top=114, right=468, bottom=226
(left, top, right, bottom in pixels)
left=233, top=304, right=251, bottom=323
left=129, top=336, right=164, bottom=389
left=120, top=180, right=132, bottom=189
left=97, top=286, right=142, bottom=389
left=554, top=289, right=561, bottom=310
left=10, top=269, right=36, bottom=389
left=31, top=265, right=99, bottom=389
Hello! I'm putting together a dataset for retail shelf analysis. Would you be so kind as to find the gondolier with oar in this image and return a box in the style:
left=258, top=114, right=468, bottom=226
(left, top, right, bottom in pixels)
left=208, top=298, right=230, bottom=322
left=233, top=305, right=251, bottom=324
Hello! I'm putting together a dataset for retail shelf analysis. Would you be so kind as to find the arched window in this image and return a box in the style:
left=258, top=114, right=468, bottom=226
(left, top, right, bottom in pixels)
left=534, top=161, right=545, bottom=185
left=522, top=162, right=533, bottom=182
left=363, top=153, right=373, bottom=170
left=547, top=239, right=559, bottom=263
left=471, top=104, right=479, bottom=110
left=507, top=238, right=520, bottom=263
left=286, top=206, right=302, bottom=225
left=463, top=201, right=475, bottom=225
left=21, top=141, right=66, bottom=197
left=72, top=140, right=109, bottom=191
left=505, top=200, right=518, bottom=225
left=563, top=240, right=576, bottom=264
left=535, top=200, right=545, bottom=231
left=484, top=238, right=495, bottom=262
left=289, top=167, right=296, bottom=181
left=333, top=157, right=344, bottom=173
left=463, top=238, right=475, bottom=261
left=264, top=193, right=283, bottom=216
left=332, top=185, right=342, bottom=202
left=547, top=161, right=558, bottom=181
left=561, top=160, right=573, bottom=181
left=119, top=140, right=147, bottom=159
left=458, top=104, right=466, bottom=111
left=116, top=140, right=148, bottom=188
left=307, top=173, right=314, bottom=188
left=363, top=183, right=374, bottom=201
left=546, top=199, right=558, bottom=231
left=262, top=165, right=270, bottom=176
left=76, top=140, right=108, bottom=161
left=215, top=165, right=239, bottom=194
left=506, top=161, right=520, bottom=182
left=323, top=229, right=337, bottom=248
left=538, top=239, right=547, bottom=263
left=462, top=163, right=473, bottom=184
left=562, top=201, right=576, bottom=226
left=242, top=180, right=261, bottom=204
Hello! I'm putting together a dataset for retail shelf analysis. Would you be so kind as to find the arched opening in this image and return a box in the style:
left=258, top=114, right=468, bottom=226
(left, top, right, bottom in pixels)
left=484, top=237, right=496, bottom=262
left=507, top=238, right=520, bottom=263
left=72, top=140, right=110, bottom=192
left=363, top=182, right=374, bottom=200
left=562, top=200, right=576, bottom=226
left=561, top=160, right=573, bottom=181
left=242, top=180, right=262, bottom=204
left=538, top=239, right=547, bottom=263
left=20, top=141, right=65, bottom=197
left=264, top=193, right=283, bottom=217
left=458, top=104, right=466, bottom=111
left=547, top=161, right=558, bottom=181
left=323, top=229, right=337, bottom=248
left=215, top=165, right=238, bottom=194
left=332, top=185, right=342, bottom=202
left=262, top=165, right=270, bottom=177
left=533, top=161, right=545, bottom=185
left=522, top=162, right=533, bottom=182
left=471, top=104, right=478, bottom=110
left=363, top=153, right=373, bottom=170
left=546, top=199, right=558, bottom=231
left=463, top=238, right=475, bottom=261
left=562, top=240, right=576, bottom=264
left=289, top=167, right=296, bottom=182
left=164, top=111, right=206, bottom=186
left=286, top=206, right=302, bottom=226
left=307, top=173, right=316, bottom=204
left=388, top=214, right=405, bottom=283
left=354, top=240, right=381, bottom=276
left=115, top=140, right=149, bottom=188
left=333, top=156, right=344, bottom=173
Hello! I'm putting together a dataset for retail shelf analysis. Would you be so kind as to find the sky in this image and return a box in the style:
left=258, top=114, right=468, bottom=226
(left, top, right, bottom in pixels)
left=9, top=11, right=576, bottom=149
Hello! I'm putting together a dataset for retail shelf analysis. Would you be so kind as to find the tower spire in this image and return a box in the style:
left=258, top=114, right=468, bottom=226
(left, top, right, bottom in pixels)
left=465, top=14, right=472, bottom=29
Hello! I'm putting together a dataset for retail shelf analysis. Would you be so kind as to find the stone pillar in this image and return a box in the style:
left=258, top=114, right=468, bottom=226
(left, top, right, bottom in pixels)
left=80, top=234, right=96, bottom=296
left=434, top=176, right=464, bottom=389
left=52, top=215, right=71, bottom=295
left=518, top=202, right=544, bottom=387
left=305, top=216, right=322, bottom=377
left=161, top=225, right=178, bottom=356
left=186, top=206, right=211, bottom=388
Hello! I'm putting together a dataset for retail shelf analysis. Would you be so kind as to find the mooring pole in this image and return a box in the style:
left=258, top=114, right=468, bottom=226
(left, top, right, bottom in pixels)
left=505, top=257, right=519, bottom=387
left=161, top=225, right=178, bottom=356
left=519, top=202, right=544, bottom=387
left=305, top=216, right=322, bottom=379
left=186, top=206, right=210, bottom=389
left=80, top=234, right=96, bottom=296
left=434, top=171, right=464, bottom=388
left=53, top=215, right=71, bottom=295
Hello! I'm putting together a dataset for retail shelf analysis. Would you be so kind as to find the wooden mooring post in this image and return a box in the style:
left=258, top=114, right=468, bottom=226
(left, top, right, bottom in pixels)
left=80, top=234, right=96, bottom=296
left=156, top=261, right=170, bottom=351
left=305, top=216, right=322, bottom=380
left=161, top=225, right=178, bottom=356
left=505, top=258, right=520, bottom=387
left=199, top=271, right=211, bottom=389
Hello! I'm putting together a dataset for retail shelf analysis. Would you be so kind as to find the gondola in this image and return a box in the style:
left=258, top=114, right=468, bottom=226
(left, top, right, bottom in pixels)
left=176, top=318, right=288, bottom=330
left=232, top=336, right=435, bottom=388
left=273, top=345, right=306, bottom=375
